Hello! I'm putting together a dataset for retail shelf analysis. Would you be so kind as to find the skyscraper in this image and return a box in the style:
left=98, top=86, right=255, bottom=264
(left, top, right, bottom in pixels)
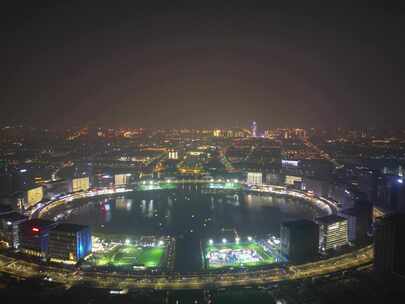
left=374, top=214, right=405, bottom=276
left=316, top=215, right=349, bottom=252
left=280, top=219, right=319, bottom=262
left=340, top=203, right=372, bottom=244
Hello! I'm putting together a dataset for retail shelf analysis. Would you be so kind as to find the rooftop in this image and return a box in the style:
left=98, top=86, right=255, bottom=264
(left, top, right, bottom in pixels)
left=282, top=219, right=318, bottom=229
left=316, top=214, right=347, bottom=225
left=0, top=205, right=13, bottom=215
left=0, top=212, right=28, bottom=222
left=52, top=223, right=90, bottom=233
left=21, top=218, right=56, bottom=230
left=376, top=213, right=405, bottom=225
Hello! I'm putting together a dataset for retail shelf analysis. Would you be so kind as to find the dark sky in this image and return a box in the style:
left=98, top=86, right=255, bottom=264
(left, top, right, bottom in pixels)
left=1, top=3, right=405, bottom=129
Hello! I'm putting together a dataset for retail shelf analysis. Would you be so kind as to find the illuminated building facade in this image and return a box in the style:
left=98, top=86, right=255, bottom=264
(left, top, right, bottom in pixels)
left=247, top=172, right=262, bottom=186
left=24, top=186, right=44, bottom=208
left=213, top=129, right=221, bottom=137
left=374, top=214, right=405, bottom=276
left=19, top=219, right=57, bottom=258
left=285, top=175, right=303, bottom=187
left=71, top=176, right=90, bottom=192
left=48, top=223, right=92, bottom=263
left=316, top=215, right=348, bottom=252
left=280, top=219, right=319, bottom=262
left=168, top=149, right=178, bottom=160
left=114, top=173, right=131, bottom=186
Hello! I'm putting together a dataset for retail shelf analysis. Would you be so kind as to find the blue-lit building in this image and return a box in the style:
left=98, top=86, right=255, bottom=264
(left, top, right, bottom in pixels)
left=48, top=223, right=92, bottom=263
left=19, top=219, right=58, bottom=258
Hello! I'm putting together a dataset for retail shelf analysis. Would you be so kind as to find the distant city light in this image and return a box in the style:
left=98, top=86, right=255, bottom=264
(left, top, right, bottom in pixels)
left=19, top=169, right=27, bottom=173
left=398, top=178, right=403, bottom=184
left=209, top=239, right=213, bottom=245
left=281, top=160, right=299, bottom=167
left=235, top=237, right=240, bottom=243
left=125, top=239, right=130, bottom=245
left=32, top=227, right=40, bottom=233
left=247, top=236, right=253, bottom=242
left=158, top=240, right=164, bottom=246
left=222, top=238, right=227, bottom=244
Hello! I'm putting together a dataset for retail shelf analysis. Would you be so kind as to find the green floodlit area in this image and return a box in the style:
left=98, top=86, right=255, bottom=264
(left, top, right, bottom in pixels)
left=92, top=244, right=166, bottom=269
left=207, top=182, right=241, bottom=190
left=137, top=182, right=177, bottom=191
left=205, top=241, right=277, bottom=269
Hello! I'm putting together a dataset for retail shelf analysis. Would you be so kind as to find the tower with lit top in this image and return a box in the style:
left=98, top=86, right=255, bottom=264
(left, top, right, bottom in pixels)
left=251, top=121, right=257, bottom=137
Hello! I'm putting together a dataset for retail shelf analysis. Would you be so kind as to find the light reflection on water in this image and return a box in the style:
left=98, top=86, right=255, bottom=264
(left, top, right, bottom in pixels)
left=46, top=187, right=328, bottom=238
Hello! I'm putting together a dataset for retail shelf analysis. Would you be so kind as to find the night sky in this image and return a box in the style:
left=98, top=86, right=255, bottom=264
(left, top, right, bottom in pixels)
left=1, top=4, right=405, bottom=129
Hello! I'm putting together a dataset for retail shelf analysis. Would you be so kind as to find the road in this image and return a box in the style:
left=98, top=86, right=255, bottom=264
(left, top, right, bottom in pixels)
left=0, top=245, right=373, bottom=290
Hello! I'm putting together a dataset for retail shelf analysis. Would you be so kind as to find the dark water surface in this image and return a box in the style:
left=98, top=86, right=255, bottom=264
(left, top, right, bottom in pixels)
left=46, top=185, right=327, bottom=272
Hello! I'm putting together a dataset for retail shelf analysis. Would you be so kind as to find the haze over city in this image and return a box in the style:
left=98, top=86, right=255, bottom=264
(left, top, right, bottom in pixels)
left=1, top=4, right=405, bottom=129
